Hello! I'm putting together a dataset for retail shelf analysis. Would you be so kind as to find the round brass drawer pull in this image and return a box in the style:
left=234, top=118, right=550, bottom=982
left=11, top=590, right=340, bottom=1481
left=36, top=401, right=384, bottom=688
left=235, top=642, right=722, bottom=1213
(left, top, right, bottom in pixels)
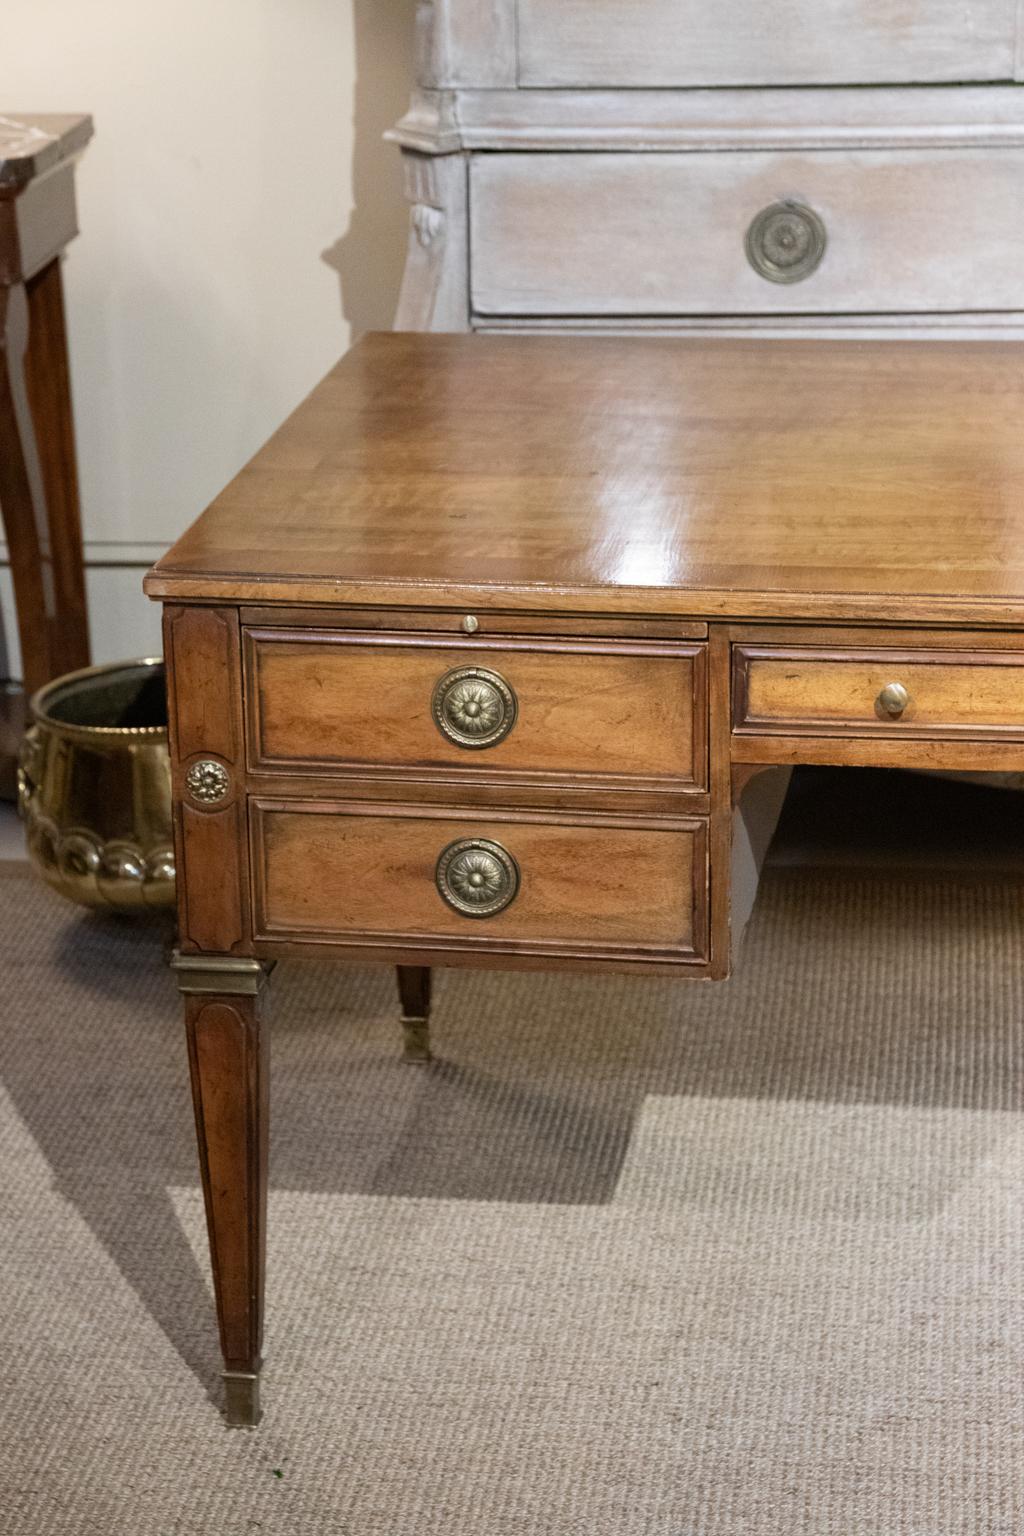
left=745, top=201, right=827, bottom=285
left=877, top=681, right=910, bottom=718
left=432, top=666, right=517, bottom=749
left=436, top=838, right=520, bottom=918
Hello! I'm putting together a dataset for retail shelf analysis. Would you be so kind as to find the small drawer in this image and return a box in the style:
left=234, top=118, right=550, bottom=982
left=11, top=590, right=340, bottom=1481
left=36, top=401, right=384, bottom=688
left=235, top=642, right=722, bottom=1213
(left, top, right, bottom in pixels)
left=244, top=629, right=707, bottom=791
left=733, top=645, right=1024, bottom=739
left=471, top=149, right=1024, bottom=317
left=517, top=0, right=1012, bottom=88
left=251, top=800, right=709, bottom=965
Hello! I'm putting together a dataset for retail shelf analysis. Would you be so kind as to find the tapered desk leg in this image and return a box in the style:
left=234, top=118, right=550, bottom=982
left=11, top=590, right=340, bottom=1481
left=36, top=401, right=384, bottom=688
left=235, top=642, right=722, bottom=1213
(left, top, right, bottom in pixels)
left=396, top=965, right=432, bottom=1063
left=173, top=955, right=272, bottom=1427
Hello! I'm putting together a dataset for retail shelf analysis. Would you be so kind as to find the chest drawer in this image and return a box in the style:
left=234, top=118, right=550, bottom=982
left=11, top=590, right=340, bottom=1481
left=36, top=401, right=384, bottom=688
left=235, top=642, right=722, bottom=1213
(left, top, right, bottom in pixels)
left=471, top=150, right=1024, bottom=318
left=251, top=800, right=708, bottom=966
left=733, top=645, right=1024, bottom=738
left=517, top=1, right=1015, bottom=88
left=244, top=630, right=707, bottom=791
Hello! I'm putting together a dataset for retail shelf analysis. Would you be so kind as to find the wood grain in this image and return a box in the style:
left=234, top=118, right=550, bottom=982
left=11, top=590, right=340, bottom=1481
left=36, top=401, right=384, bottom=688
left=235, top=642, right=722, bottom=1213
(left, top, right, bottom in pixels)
left=151, top=327, right=1024, bottom=1428
left=516, top=0, right=1015, bottom=89
left=245, top=629, right=707, bottom=791
left=22, top=256, right=89, bottom=677
left=735, top=645, right=1024, bottom=738
left=470, top=149, right=1024, bottom=318
left=144, top=333, right=1024, bottom=627
left=164, top=605, right=250, bottom=954
left=240, top=606, right=706, bottom=640
left=251, top=799, right=709, bottom=964
left=185, top=986, right=269, bottom=1377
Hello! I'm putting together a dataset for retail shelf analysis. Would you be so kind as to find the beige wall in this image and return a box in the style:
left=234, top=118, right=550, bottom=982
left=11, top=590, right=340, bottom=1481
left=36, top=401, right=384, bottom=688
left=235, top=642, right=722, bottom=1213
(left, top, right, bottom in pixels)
left=1, top=0, right=415, bottom=672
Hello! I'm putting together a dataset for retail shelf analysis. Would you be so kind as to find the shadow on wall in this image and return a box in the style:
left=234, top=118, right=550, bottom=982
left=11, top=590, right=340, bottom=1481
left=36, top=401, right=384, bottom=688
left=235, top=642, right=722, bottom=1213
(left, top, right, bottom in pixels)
left=322, top=0, right=416, bottom=336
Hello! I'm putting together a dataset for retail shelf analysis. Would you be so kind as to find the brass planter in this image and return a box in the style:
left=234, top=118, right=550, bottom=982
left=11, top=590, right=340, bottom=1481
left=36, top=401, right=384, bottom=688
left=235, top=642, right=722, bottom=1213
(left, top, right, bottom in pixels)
left=18, top=658, right=175, bottom=911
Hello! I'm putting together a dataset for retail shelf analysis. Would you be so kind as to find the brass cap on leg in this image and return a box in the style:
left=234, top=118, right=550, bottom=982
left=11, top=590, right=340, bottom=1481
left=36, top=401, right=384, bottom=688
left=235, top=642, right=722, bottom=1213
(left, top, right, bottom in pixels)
left=223, top=1370, right=262, bottom=1428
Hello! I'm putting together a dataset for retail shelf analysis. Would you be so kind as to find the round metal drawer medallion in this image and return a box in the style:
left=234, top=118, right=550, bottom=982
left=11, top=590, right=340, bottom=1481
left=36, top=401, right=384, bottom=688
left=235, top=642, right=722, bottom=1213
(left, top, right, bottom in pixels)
left=436, top=838, right=520, bottom=918
left=745, top=201, right=827, bottom=285
left=185, top=759, right=230, bottom=804
left=432, top=666, right=518, bottom=749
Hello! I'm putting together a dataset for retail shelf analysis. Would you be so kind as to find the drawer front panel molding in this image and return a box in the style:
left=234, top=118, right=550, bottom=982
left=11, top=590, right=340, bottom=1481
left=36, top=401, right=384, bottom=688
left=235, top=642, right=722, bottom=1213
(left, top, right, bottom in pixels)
left=470, top=149, right=1024, bottom=318
left=734, top=645, right=1024, bottom=738
left=251, top=800, right=709, bottom=963
left=244, top=629, right=707, bottom=791
left=517, top=0, right=1019, bottom=90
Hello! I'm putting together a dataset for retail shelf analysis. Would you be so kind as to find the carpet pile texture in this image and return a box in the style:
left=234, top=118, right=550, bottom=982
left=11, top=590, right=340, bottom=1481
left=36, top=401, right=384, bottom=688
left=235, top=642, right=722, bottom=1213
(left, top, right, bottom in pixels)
left=2, top=856, right=1023, bottom=1534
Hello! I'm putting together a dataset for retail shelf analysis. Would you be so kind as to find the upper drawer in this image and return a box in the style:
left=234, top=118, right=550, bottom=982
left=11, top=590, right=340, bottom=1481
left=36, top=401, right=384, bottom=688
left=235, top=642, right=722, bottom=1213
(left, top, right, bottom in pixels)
left=517, top=1, right=1017, bottom=88
left=470, top=150, right=1024, bottom=317
left=244, top=629, right=707, bottom=791
left=733, top=645, right=1024, bottom=739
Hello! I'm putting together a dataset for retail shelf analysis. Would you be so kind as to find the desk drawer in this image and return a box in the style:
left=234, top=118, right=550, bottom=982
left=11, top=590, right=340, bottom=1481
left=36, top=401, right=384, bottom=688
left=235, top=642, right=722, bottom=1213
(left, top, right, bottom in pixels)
left=471, top=150, right=1024, bottom=317
left=518, top=0, right=1012, bottom=88
left=733, top=645, right=1024, bottom=738
left=245, top=629, right=707, bottom=791
left=251, top=801, right=709, bottom=965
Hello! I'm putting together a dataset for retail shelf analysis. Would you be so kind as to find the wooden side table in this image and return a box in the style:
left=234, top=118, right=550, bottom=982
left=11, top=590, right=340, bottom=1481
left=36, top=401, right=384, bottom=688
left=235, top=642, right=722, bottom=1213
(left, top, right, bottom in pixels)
left=0, top=112, right=92, bottom=702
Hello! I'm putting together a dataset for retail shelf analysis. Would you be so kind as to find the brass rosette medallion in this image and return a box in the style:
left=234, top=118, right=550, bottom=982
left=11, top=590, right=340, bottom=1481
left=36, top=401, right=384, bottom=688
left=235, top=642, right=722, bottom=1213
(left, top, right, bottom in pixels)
left=435, top=838, right=520, bottom=918
left=186, top=759, right=230, bottom=805
left=432, top=666, right=518, bottom=749
left=745, top=201, right=827, bottom=285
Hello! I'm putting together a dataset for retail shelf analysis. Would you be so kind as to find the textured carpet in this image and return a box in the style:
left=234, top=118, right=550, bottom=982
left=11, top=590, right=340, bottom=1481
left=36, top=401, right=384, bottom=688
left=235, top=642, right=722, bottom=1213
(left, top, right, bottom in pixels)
left=2, top=834, right=1024, bottom=1533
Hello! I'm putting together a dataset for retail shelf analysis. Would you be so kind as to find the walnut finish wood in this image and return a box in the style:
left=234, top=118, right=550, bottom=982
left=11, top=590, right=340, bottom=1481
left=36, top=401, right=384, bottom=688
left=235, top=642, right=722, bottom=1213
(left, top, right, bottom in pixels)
left=240, top=606, right=707, bottom=641
left=164, top=605, right=251, bottom=955
left=145, top=333, right=1024, bottom=1425
left=145, top=333, right=1024, bottom=627
left=250, top=799, right=709, bottom=965
left=22, top=256, right=90, bottom=678
left=734, top=644, right=1024, bottom=739
left=245, top=628, right=707, bottom=792
left=180, top=965, right=270, bottom=1428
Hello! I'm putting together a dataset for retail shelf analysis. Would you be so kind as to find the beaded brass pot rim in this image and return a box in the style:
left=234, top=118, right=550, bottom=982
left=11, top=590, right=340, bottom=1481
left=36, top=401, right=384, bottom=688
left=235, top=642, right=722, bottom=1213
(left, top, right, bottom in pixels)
left=28, top=656, right=167, bottom=743
left=20, top=657, right=174, bottom=912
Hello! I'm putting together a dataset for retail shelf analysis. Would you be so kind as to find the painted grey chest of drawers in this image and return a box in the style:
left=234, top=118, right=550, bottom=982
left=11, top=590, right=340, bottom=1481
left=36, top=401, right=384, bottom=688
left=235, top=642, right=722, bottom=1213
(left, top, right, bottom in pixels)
left=389, top=0, right=1024, bottom=338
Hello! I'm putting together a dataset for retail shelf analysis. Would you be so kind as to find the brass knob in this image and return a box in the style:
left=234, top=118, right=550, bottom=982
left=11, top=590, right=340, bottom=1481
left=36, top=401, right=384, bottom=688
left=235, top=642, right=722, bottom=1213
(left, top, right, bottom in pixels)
left=877, top=682, right=910, bottom=718
left=745, top=201, right=827, bottom=285
left=432, top=666, right=517, bottom=749
left=461, top=615, right=479, bottom=635
left=436, top=838, right=520, bottom=918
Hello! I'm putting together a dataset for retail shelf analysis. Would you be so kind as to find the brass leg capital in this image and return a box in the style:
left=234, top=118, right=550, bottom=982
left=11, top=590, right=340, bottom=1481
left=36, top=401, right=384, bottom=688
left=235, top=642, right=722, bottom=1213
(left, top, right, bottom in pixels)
left=172, top=952, right=272, bottom=997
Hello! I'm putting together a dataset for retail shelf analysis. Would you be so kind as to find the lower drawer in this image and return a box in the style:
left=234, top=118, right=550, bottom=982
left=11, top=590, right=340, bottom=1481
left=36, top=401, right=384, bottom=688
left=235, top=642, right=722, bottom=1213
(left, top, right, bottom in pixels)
left=251, top=800, right=708, bottom=965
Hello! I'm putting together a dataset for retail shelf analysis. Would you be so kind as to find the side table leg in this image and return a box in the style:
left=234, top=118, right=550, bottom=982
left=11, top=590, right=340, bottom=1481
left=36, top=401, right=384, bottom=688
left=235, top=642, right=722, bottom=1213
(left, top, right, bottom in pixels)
left=396, top=965, right=432, bottom=1063
left=0, top=263, right=91, bottom=696
left=24, top=256, right=91, bottom=678
left=173, top=954, right=272, bottom=1427
left=0, top=282, right=53, bottom=695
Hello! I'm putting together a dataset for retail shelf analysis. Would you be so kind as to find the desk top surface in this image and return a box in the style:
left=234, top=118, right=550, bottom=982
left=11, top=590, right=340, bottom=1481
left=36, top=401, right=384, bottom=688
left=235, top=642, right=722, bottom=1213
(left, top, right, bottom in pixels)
left=146, top=332, right=1024, bottom=625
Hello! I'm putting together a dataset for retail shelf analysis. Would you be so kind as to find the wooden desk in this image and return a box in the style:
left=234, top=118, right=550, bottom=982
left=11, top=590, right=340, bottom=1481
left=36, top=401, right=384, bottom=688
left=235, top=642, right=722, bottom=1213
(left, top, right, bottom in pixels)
left=145, top=333, right=1024, bottom=1426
